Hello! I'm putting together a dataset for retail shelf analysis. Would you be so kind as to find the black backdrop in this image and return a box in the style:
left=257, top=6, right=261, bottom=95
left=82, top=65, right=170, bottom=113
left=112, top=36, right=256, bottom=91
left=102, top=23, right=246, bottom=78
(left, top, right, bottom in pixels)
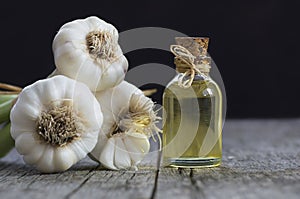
left=1, top=0, right=299, bottom=118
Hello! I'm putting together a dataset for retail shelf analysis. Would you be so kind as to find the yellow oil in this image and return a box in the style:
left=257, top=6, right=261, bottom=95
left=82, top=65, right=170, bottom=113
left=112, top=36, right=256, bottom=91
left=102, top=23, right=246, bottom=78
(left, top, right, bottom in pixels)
left=162, top=75, right=222, bottom=168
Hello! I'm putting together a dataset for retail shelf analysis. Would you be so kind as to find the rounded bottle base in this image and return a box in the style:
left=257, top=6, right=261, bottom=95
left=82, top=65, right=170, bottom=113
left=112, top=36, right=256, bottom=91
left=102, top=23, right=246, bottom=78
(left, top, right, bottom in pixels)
left=163, top=157, right=221, bottom=168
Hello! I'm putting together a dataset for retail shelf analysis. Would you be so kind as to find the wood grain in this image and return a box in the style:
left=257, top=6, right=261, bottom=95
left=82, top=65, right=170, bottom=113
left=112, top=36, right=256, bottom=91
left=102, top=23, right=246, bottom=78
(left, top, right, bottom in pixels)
left=0, top=119, right=299, bottom=199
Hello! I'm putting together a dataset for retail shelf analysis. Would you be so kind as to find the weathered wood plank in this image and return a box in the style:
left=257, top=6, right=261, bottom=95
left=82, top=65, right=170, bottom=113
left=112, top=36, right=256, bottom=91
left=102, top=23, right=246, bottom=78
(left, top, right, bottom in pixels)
left=66, top=142, right=161, bottom=199
left=67, top=168, right=156, bottom=199
left=0, top=151, right=98, bottom=199
left=154, top=119, right=300, bottom=199
left=189, top=166, right=300, bottom=199
left=0, top=119, right=300, bottom=199
left=154, top=168, right=200, bottom=199
left=0, top=138, right=160, bottom=199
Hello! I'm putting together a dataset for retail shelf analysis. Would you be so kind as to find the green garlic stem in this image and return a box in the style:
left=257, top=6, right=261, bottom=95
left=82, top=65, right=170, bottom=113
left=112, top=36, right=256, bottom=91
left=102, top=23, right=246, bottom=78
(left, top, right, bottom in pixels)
left=0, top=122, right=14, bottom=158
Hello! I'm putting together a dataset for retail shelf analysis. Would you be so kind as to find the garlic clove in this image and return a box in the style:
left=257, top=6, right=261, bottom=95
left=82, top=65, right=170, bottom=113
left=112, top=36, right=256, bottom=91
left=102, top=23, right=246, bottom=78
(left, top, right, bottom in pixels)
left=10, top=106, right=37, bottom=138
left=73, top=58, right=103, bottom=91
left=80, top=131, right=101, bottom=153
left=54, top=44, right=88, bottom=77
left=96, top=81, right=142, bottom=117
left=68, top=140, right=91, bottom=159
left=90, top=132, right=108, bottom=161
left=95, top=55, right=128, bottom=91
left=53, top=147, right=77, bottom=172
left=60, top=19, right=89, bottom=34
left=23, top=142, right=46, bottom=165
left=100, top=111, right=115, bottom=133
left=34, top=79, right=60, bottom=104
left=11, top=87, right=42, bottom=121
left=85, top=16, right=118, bottom=38
left=99, top=138, right=118, bottom=170
left=15, top=132, right=39, bottom=155
left=126, top=132, right=151, bottom=153
left=35, top=145, right=55, bottom=173
left=123, top=132, right=150, bottom=165
left=97, top=132, right=150, bottom=170
left=113, top=136, right=131, bottom=169
left=52, top=27, right=87, bottom=49
left=73, top=92, right=103, bottom=131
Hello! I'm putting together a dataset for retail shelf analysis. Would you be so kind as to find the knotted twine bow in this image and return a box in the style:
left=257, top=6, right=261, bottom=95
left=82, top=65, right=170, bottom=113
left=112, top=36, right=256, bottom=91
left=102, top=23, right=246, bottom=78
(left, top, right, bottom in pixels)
left=170, top=45, right=211, bottom=88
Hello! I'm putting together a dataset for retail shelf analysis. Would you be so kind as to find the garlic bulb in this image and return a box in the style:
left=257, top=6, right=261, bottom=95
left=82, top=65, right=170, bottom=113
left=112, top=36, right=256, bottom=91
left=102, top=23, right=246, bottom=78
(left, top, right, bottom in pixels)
left=10, top=75, right=103, bottom=173
left=90, top=81, right=161, bottom=170
left=52, top=16, right=128, bottom=91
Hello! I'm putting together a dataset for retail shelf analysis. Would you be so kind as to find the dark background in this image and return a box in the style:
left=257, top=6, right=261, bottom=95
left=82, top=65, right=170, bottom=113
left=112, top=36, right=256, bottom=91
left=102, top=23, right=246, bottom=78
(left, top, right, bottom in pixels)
left=1, top=0, right=299, bottom=118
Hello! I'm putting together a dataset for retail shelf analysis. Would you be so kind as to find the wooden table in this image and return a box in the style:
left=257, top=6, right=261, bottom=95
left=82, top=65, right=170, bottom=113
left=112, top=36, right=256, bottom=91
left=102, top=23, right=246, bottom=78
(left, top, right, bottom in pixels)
left=1, top=119, right=299, bottom=199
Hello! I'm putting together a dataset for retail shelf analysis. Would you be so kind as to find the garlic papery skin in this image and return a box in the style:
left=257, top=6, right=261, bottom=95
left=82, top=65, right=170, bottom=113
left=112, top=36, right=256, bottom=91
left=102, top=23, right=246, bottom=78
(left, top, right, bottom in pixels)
left=10, top=75, right=103, bottom=173
left=90, top=81, right=161, bottom=170
left=52, top=16, right=128, bottom=91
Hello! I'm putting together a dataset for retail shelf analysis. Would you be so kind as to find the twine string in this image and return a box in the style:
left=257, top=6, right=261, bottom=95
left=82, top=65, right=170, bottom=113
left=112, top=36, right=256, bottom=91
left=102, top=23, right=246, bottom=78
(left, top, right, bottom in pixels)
left=170, top=45, right=209, bottom=88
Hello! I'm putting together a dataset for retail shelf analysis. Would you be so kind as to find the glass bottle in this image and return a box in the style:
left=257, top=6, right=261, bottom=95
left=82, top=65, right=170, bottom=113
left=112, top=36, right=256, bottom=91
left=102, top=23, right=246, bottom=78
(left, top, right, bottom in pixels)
left=163, top=37, right=222, bottom=168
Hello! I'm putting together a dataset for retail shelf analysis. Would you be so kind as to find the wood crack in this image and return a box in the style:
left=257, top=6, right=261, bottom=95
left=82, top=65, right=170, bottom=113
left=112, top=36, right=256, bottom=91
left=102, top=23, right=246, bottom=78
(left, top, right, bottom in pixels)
left=150, top=169, right=160, bottom=199
left=189, top=169, right=205, bottom=199
left=64, top=167, right=98, bottom=199
left=124, top=172, right=136, bottom=191
left=25, top=173, right=43, bottom=190
left=150, top=150, right=162, bottom=199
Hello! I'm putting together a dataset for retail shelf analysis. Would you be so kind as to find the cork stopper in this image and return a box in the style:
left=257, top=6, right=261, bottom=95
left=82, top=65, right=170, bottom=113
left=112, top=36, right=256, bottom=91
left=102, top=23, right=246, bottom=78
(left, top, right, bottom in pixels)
left=174, top=37, right=211, bottom=74
left=175, top=37, right=209, bottom=56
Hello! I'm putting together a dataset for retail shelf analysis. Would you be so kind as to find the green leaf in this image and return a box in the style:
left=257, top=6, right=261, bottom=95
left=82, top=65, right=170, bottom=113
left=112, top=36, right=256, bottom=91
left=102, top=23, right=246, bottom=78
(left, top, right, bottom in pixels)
left=0, top=122, right=14, bottom=158
left=0, top=99, right=14, bottom=124
left=0, top=94, right=17, bottom=104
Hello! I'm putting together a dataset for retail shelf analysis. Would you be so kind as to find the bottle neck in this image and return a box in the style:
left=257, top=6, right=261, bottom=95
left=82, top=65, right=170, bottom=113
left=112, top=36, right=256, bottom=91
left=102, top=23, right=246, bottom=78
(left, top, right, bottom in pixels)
left=170, top=43, right=211, bottom=88
left=174, top=58, right=211, bottom=76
